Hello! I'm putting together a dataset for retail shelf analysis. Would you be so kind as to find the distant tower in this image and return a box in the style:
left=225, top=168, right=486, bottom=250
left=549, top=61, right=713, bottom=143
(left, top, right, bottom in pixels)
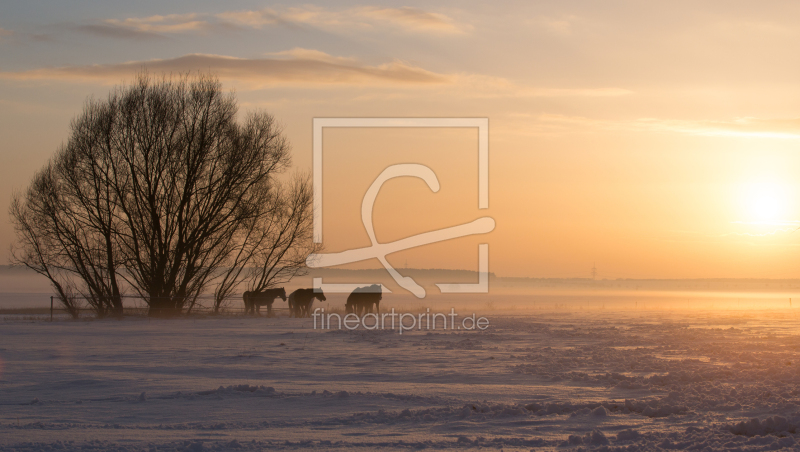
left=591, top=262, right=597, bottom=280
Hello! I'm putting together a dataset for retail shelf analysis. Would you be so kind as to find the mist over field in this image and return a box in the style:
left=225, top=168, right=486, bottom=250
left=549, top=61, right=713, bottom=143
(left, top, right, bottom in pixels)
left=2, top=279, right=800, bottom=451
left=3, top=267, right=800, bottom=451
left=3, top=265, right=800, bottom=313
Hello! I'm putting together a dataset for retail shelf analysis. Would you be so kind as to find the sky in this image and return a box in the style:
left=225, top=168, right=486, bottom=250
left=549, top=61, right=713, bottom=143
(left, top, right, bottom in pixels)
left=2, top=1, right=800, bottom=279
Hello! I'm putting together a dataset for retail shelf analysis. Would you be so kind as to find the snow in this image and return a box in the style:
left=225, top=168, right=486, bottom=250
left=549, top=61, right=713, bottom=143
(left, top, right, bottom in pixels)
left=1, top=306, right=800, bottom=451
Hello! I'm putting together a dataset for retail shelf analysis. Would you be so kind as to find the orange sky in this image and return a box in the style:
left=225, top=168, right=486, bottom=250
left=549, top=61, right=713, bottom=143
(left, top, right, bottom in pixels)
left=2, top=2, right=800, bottom=278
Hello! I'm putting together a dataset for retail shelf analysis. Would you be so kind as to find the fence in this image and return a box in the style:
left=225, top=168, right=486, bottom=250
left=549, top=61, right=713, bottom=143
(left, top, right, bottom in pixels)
left=47, top=293, right=295, bottom=319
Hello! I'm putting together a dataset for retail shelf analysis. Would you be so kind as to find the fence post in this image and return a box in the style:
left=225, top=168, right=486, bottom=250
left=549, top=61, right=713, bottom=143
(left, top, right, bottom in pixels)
left=50, top=296, right=53, bottom=321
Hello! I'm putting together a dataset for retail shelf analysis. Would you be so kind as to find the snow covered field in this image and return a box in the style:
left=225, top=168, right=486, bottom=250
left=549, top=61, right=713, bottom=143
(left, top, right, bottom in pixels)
left=2, top=306, right=800, bottom=451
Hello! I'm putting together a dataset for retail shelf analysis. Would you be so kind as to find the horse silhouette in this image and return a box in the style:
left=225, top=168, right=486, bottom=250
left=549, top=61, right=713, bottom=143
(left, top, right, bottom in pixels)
left=346, top=284, right=382, bottom=316
left=243, top=288, right=287, bottom=316
left=288, top=288, right=327, bottom=318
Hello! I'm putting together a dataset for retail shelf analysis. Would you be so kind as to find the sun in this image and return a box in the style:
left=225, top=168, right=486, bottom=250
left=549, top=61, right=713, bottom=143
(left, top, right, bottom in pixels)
left=742, top=181, right=787, bottom=223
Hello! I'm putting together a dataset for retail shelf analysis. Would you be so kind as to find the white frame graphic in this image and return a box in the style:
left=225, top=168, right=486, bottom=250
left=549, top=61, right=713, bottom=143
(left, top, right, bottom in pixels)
left=311, top=118, right=491, bottom=296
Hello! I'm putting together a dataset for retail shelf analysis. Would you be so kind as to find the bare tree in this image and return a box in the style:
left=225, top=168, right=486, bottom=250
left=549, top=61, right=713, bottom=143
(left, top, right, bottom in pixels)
left=212, top=172, right=318, bottom=313
left=10, top=73, right=312, bottom=317
left=10, top=147, right=122, bottom=319
left=9, top=169, right=83, bottom=318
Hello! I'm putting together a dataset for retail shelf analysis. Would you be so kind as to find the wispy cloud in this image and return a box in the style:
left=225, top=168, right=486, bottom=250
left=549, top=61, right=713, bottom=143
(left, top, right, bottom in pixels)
left=76, top=6, right=469, bottom=39
left=659, top=226, right=800, bottom=247
left=105, top=14, right=208, bottom=33
left=0, top=52, right=448, bottom=88
left=78, top=24, right=162, bottom=40
left=530, top=15, right=582, bottom=36
left=79, top=13, right=221, bottom=39
left=634, top=117, right=800, bottom=139
left=522, top=88, right=631, bottom=97
left=505, top=113, right=800, bottom=139
left=347, top=6, right=468, bottom=34
left=0, top=27, right=13, bottom=38
left=264, top=48, right=358, bottom=64
left=0, top=48, right=634, bottom=98
left=721, top=228, right=797, bottom=237
left=218, top=6, right=469, bottom=34
left=214, top=9, right=281, bottom=28
left=731, top=220, right=800, bottom=227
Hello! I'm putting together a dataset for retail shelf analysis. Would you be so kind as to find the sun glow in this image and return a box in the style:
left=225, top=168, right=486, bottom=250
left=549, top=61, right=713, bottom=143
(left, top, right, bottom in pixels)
left=742, top=181, right=788, bottom=223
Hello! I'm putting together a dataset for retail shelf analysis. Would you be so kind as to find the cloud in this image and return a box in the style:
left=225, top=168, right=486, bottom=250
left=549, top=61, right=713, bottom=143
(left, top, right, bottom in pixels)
left=521, top=87, right=632, bottom=97
left=218, top=6, right=468, bottom=33
left=354, top=7, right=468, bottom=34
left=0, top=27, right=12, bottom=38
left=0, top=49, right=631, bottom=97
left=78, top=24, right=163, bottom=40
left=264, top=48, right=358, bottom=65
left=214, top=9, right=281, bottom=28
left=731, top=220, right=800, bottom=227
left=104, top=14, right=208, bottom=33
left=508, top=114, right=800, bottom=139
left=532, top=15, right=582, bottom=36
left=721, top=228, right=797, bottom=237
left=87, top=6, right=470, bottom=38
left=0, top=52, right=449, bottom=88
left=79, top=14, right=219, bottom=39
left=635, top=117, right=800, bottom=139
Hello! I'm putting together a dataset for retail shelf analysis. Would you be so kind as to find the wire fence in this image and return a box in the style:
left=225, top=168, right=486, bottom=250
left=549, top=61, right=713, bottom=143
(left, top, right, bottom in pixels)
left=45, top=293, right=296, bottom=319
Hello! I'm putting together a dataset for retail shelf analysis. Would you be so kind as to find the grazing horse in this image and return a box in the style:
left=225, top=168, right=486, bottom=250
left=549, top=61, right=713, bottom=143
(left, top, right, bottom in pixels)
left=243, top=288, right=287, bottom=317
left=346, top=284, right=382, bottom=316
left=289, top=288, right=326, bottom=318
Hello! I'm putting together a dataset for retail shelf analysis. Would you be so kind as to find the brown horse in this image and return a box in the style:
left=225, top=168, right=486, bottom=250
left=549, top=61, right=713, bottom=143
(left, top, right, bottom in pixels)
left=288, top=288, right=327, bottom=318
left=345, top=284, right=382, bottom=316
left=243, top=288, right=287, bottom=316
